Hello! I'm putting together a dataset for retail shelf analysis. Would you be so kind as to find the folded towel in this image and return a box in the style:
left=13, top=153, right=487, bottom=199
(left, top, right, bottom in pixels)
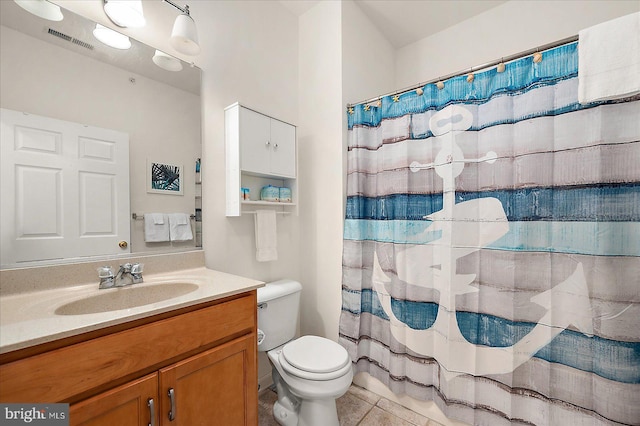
left=144, top=213, right=170, bottom=242
left=578, top=12, right=640, bottom=104
left=168, top=213, right=193, bottom=241
left=254, top=210, right=277, bottom=262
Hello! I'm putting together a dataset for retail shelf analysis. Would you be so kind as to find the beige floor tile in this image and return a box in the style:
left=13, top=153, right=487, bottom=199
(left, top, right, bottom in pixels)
left=426, top=420, right=444, bottom=426
left=346, top=384, right=382, bottom=405
left=258, top=389, right=279, bottom=426
left=337, top=391, right=374, bottom=426
left=376, top=398, right=429, bottom=426
left=359, top=406, right=417, bottom=426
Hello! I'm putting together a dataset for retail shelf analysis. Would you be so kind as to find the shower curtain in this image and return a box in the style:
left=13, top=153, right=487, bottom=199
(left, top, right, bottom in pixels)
left=339, top=43, right=639, bottom=426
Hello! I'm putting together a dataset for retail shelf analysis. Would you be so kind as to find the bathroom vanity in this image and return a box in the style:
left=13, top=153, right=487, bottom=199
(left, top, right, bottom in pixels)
left=0, top=265, right=263, bottom=426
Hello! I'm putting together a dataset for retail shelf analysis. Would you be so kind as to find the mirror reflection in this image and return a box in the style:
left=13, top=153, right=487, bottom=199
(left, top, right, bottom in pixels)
left=0, top=1, right=202, bottom=269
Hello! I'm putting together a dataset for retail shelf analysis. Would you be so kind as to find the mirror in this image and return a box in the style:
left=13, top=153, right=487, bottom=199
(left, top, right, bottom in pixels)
left=0, top=1, right=202, bottom=269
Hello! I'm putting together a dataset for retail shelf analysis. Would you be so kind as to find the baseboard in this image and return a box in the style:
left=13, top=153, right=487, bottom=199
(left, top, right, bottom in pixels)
left=258, top=372, right=273, bottom=392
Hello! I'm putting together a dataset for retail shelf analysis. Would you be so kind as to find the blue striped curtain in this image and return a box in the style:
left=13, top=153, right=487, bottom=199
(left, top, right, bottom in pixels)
left=339, top=43, right=640, bottom=426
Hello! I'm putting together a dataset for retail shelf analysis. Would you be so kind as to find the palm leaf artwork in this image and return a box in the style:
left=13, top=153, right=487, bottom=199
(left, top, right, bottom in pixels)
left=151, top=163, right=180, bottom=192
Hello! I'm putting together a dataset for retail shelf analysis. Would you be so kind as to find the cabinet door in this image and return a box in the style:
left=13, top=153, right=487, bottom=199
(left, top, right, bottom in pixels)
left=239, top=107, right=271, bottom=176
left=269, top=119, right=296, bottom=178
left=70, top=373, right=158, bottom=426
left=159, top=335, right=257, bottom=426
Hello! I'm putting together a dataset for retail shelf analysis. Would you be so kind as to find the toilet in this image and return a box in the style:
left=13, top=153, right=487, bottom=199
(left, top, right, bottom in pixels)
left=257, top=280, right=353, bottom=426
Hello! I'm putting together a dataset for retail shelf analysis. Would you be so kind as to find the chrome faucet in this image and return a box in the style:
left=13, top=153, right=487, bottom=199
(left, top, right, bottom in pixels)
left=114, top=263, right=134, bottom=286
left=97, top=263, right=144, bottom=289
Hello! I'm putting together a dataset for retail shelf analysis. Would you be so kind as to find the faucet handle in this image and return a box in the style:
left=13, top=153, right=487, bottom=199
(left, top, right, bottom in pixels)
left=130, top=263, right=144, bottom=284
left=97, top=266, right=114, bottom=278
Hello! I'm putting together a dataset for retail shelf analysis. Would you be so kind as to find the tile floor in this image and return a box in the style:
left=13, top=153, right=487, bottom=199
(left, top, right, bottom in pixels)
left=258, top=384, right=444, bottom=426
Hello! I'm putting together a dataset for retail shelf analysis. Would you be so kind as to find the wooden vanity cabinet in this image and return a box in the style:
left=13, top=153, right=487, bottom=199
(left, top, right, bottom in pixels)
left=70, top=374, right=158, bottom=426
left=0, top=291, right=258, bottom=426
left=159, top=335, right=255, bottom=425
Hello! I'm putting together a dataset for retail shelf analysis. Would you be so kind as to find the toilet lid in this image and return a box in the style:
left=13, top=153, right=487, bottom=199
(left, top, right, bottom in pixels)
left=282, top=335, right=350, bottom=374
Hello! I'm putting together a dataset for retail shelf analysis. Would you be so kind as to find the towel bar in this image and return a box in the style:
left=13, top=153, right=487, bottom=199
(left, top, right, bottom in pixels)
left=243, top=211, right=290, bottom=215
left=132, top=213, right=196, bottom=220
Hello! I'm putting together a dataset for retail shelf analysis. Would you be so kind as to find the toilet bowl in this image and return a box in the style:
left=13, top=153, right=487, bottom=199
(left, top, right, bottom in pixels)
left=257, top=280, right=354, bottom=426
left=267, top=336, right=353, bottom=426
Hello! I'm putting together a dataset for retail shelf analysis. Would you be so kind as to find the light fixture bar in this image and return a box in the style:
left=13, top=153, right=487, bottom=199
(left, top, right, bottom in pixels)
left=163, top=0, right=190, bottom=15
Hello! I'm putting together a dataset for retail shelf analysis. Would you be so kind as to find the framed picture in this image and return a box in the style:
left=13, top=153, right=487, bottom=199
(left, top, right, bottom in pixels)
left=147, top=159, right=183, bottom=195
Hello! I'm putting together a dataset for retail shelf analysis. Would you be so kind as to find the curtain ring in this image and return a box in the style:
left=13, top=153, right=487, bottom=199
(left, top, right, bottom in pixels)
left=533, top=51, right=543, bottom=63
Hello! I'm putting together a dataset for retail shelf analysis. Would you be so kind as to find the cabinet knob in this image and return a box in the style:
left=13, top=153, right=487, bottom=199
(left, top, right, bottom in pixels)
left=273, top=143, right=278, bottom=149
left=265, top=141, right=270, bottom=146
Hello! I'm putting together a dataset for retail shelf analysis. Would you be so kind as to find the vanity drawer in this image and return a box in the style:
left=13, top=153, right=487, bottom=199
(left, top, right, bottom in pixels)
left=0, top=292, right=256, bottom=403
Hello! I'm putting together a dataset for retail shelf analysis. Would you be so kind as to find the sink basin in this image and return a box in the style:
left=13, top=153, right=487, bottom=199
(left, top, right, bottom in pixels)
left=55, top=283, right=199, bottom=315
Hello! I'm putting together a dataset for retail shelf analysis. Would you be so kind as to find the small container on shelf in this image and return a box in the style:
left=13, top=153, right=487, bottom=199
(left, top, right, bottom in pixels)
left=241, top=187, right=250, bottom=200
left=260, top=185, right=279, bottom=202
left=279, top=187, right=292, bottom=203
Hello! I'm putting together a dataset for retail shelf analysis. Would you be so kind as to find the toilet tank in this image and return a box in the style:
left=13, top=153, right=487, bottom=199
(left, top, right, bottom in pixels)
left=257, top=279, right=302, bottom=352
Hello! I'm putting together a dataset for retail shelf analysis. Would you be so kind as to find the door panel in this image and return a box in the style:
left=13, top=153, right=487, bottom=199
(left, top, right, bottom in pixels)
left=70, top=373, right=158, bottom=426
left=269, top=119, right=296, bottom=178
left=239, top=107, right=270, bottom=176
left=15, top=164, right=62, bottom=237
left=159, top=335, right=257, bottom=426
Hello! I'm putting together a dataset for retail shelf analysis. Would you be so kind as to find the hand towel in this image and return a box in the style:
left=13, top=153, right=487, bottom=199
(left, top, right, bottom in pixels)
left=578, top=12, right=640, bottom=104
left=168, top=213, right=193, bottom=241
left=144, top=213, right=170, bottom=242
left=254, top=210, right=277, bottom=262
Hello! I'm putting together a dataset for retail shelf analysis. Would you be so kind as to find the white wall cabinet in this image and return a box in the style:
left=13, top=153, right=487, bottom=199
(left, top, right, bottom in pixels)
left=225, top=103, right=297, bottom=216
left=239, top=107, right=296, bottom=178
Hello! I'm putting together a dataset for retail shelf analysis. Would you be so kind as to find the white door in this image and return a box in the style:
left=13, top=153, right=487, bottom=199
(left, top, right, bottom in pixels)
left=239, top=107, right=271, bottom=176
left=269, top=119, right=296, bottom=178
left=0, top=108, right=130, bottom=266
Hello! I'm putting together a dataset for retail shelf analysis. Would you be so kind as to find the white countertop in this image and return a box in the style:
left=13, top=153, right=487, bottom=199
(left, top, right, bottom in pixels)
left=0, top=267, right=264, bottom=354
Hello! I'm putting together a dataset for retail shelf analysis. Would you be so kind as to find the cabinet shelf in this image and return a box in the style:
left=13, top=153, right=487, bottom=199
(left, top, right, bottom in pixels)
left=241, top=200, right=296, bottom=206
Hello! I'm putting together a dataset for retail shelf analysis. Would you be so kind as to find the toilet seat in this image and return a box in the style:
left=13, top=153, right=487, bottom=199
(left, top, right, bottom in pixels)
left=278, top=336, right=352, bottom=381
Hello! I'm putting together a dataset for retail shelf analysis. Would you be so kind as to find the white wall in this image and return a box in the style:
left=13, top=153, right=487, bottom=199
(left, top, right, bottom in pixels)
left=395, top=0, right=640, bottom=88
left=297, top=0, right=344, bottom=344
left=295, top=0, right=395, bottom=345
left=0, top=25, right=200, bottom=255
left=195, top=0, right=300, bottom=280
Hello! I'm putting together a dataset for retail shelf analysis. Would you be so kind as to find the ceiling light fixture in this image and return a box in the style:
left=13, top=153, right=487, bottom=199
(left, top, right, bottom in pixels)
left=14, top=0, right=63, bottom=21
left=103, top=0, right=146, bottom=28
left=163, top=0, right=200, bottom=56
left=93, top=24, right=132, bottom=50
left=152, top=50, right=183, bottom=72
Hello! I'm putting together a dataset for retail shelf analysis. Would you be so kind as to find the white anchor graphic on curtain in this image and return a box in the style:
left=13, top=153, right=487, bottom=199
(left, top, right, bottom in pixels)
left=372, top=104, right=594, bottom=378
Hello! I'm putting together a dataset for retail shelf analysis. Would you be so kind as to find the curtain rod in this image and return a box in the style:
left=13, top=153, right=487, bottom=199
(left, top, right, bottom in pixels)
left=346, top=35, right=579, bottom=108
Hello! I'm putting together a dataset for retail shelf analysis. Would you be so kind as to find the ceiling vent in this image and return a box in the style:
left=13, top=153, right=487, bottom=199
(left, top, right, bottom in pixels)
left=71, top=38, right=94, bottom=50
left=47, top=28, right=71, bottom=42
left=47, top=28, right=94, bottom=50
